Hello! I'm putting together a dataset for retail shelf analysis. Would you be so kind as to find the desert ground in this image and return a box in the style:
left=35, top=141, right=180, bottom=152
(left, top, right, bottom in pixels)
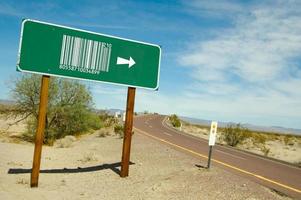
left=169, top=120, right=301, bottom=166
left=0, top=116, right=294, bottom=200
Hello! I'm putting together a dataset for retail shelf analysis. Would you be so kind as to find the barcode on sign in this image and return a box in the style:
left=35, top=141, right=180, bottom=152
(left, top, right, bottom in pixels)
left=59, top=35, right=112, bottom=74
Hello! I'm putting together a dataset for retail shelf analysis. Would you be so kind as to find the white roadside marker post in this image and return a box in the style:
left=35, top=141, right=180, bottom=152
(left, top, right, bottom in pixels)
left=207, top=121, right=218, bottom=169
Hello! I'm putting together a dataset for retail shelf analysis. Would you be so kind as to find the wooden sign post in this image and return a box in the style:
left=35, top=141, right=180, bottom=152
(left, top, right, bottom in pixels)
left=30, top=75, right=50, bottom=187
left=120, top=87, right=136, bottom=177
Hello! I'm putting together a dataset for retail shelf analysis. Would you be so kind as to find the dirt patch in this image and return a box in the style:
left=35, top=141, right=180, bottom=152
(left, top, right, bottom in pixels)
left=0, top=130, right=292, bottom=200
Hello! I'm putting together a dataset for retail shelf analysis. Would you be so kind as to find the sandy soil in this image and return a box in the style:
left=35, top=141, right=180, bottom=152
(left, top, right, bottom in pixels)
left=176, top=121, right=301, bottom=165
left=0, top=115, right=27, bottom=138
left=0, top=124, right=293, bottom=200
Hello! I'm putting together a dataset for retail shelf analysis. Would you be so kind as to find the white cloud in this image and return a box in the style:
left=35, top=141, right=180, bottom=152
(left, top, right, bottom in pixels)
left=0, top=3, right=25, bottom=17
left=0, top=2, right=61, bottom=18
left=89, top=84, right=126, bottom=96
left=180, top=7, right=301, bottom=82
left=183, top=0, right=246, bottom=19
left=180, top=1, right=301, bottom=83
left=174, top=0, right=301, bottom=128
left=67, top=22, right=134, bottom=30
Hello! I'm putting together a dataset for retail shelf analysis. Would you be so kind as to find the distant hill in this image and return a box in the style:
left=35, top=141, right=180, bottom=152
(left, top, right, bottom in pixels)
left=106, top=109, right=125, bottom=116
left=179, top=116, right=301, bottom=136
left=95, top=108, right=146, bottom=116
left=0, top=99, right=15, bottom=105
left=93, top=108, right=125, bottom=116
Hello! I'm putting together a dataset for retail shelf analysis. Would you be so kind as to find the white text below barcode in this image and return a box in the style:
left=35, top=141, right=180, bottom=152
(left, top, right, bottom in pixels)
left=59, top=35, right=112, bottom=74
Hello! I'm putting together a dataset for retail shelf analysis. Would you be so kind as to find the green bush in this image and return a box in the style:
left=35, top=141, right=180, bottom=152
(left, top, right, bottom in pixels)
left=222, top=124, right=250, bottom=147
left=86, top=113, right=103, bottom=130
left=11, top=74, right=102, bottom=145
left=169, top=114, right=181, bottom=128
left=24, top=106, right=102, bottom=145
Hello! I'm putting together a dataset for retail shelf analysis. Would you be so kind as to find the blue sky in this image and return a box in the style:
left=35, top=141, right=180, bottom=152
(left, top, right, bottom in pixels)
left=0, top=0, right=301, bottom=129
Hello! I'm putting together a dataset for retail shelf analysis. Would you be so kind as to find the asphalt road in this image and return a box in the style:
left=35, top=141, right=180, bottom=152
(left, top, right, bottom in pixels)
left=133, top=115, right=301, bottom=199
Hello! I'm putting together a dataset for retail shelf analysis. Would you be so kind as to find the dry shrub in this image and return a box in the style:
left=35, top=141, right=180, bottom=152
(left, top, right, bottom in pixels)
left=55, top=135, right=76, bottom=148
left=283, top=135, right=295, bottom=146
left=260, top=146, right=270, bottom=156
left=222, top=124, right=250, bottom=147
left=169, top=114, right=181, bottom=128
left=98, top=128, right=111, bottom=137
left=79, top=153, right=98, bottom=163
left=16, top=178, right=29, bottom=185
left=114, top=124, right=124, bottom=138
left=252, top=133, right=267, bottom=145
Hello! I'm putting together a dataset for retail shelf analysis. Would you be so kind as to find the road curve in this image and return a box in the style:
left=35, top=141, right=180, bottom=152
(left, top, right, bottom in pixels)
left=134, top=114, right=301, bottom=199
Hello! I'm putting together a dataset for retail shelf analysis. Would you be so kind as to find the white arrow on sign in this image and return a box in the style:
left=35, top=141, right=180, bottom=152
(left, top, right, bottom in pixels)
left=116, top=56, right=136, bottom=68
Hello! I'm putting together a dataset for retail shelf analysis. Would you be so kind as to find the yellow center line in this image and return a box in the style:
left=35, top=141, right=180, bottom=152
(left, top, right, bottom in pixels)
left=134, top=127, right=301, bottom=194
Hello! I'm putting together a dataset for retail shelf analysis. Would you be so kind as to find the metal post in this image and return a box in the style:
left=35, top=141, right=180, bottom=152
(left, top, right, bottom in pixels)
left=207, top=145, right=213, bottom=169
left=120, top=87, right=136, bottom=177
left=31, top=75, right=50, bottom=187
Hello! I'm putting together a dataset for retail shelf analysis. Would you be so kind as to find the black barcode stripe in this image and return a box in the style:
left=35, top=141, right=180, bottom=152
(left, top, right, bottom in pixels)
left=106, top=46, right=111, bottom=72
left=96, top=42, right=101, bottom=71
left=88, top=40, right=93, bottom=68
left=75, top=37, right=80, bottom=66
left=101, top=46, right=106, bottom=71
left=81, top=38, right=86, bottom=68
left=90, top=41, right=95, bottom=69
left=98, top=43, right=104, bottom=71
left=92, top=41, right=96, bottom=69
left=77, top=38, right=81, bottom=67
left=86, top=40, right=91, bottom=68
left=84, top=39, right=88, bottom=68
left=104, top=45, right=108, bottom=71
left=71, top=37, right=77, bottom=67
left=82, top=39, right=87, bottom=69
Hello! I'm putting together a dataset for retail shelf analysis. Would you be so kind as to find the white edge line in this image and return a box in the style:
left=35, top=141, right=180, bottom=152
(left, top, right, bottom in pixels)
left=161, top=117, right=207, bottom=142
left=215, top=149, right=246, bottom=160
left=163, top=132, right=172, bottom=136
left=16, top=19, right=162, bottom=91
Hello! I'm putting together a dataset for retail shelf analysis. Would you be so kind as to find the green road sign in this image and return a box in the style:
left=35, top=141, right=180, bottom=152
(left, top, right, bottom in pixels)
left=17, top=19, right=161, bottom=90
